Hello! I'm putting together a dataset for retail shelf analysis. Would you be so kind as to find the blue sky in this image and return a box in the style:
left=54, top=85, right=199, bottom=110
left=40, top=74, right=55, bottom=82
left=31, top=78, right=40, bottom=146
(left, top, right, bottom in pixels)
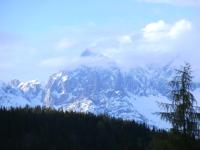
left=1, top=0, right=200, bottom=82
left=1, top=0, right=199, bottom=32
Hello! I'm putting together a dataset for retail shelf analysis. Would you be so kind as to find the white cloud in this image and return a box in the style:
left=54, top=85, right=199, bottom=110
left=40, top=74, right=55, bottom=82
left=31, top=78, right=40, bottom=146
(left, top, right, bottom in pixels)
left=56, top=38, right=74, bottom=49
left=118, top=35, right=133, bottom=44
left=87, top=19, right=200, bottom=70
left=70, top=19, right=195, bottom=68
left=142, top=20, right=170, bottom=42
left=40, top=57, right=68, bottom=68
left=141, top=0, right=200, bottom=6
left=169, top=19, right=192, bottom=38
left=1, top=19, right=199, bottom=81
left=142, top=19, right=192, bottom=41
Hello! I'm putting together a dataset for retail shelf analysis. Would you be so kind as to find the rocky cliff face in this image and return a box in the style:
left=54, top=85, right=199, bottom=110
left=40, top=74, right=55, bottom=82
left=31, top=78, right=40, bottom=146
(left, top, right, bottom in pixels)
left=43, top=63, right=174, bottom=124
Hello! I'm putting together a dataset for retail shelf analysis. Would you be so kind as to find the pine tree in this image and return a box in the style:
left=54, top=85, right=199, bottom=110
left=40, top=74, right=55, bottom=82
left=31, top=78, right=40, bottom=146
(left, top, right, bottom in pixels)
left=158, top=63, right=200, bottom=138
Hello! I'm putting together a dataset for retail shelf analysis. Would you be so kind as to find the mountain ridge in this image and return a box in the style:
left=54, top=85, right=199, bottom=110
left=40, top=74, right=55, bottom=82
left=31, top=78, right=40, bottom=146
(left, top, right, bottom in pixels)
left=0, top=53, right=200, bottom=128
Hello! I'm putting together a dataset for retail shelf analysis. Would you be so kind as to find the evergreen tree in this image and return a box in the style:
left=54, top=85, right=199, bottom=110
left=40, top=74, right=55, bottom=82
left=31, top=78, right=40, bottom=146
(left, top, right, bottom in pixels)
left=158, top=63, right=200, bottom=138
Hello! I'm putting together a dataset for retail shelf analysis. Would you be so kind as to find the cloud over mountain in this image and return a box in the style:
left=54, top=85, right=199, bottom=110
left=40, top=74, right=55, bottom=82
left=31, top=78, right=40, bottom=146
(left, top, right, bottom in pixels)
left=37, top=19, right=199, bottom=74
left=0, top=18, right=199, bottom=81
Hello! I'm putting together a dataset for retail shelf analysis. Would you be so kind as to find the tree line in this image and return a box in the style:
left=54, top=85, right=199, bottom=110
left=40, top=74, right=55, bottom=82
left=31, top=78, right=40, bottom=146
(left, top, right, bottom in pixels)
left=0, top=106, right=153, bottom=150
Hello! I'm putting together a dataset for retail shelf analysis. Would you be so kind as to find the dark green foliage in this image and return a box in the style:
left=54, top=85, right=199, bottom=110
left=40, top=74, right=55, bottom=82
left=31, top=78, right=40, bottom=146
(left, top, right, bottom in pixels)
left=149, top=131, right=200, bottom=150
left=0, top=106, right=151, bottom=150
left=0, top=106, right=200, bottom=150
left=158, top=63, right=200, bottom=137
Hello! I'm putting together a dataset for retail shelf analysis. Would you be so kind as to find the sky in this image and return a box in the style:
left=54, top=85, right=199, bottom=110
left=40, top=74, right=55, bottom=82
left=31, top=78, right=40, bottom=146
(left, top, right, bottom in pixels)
left=0, top=0, right=200, bottom=82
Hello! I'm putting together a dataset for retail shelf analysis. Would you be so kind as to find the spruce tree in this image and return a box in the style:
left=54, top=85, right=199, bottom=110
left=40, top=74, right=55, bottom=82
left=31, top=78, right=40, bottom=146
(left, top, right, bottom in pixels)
left=159, top=63, right=200, bottom=138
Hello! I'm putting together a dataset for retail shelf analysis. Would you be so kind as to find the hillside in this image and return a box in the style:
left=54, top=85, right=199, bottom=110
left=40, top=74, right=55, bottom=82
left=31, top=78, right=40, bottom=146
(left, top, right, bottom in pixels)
left=0, top=106, right=200, bottom=150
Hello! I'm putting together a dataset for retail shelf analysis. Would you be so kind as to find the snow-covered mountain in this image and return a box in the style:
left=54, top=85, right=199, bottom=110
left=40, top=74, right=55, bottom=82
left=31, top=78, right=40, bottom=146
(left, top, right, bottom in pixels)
left=0, top=50, right=200, bottom=128
left=43, top=64, right=174, bottom=127
left=0, top=79, right=43, bottom=107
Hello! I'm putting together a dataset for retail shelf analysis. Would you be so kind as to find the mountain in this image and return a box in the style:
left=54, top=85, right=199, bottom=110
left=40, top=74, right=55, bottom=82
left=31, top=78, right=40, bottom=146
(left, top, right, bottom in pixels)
left=80, top=49, right=100, bottom=57
left=43, top=64, right=174, bottom=127
left=0, top=50, right=200, bottom=128
left=0, top=80, right=43, bottom=107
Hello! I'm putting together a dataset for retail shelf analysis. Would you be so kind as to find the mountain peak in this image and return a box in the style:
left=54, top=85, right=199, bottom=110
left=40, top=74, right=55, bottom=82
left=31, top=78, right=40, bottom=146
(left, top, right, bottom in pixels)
left=10, top=79, right=21, bottom=87
left=80, top=49, right=100, bottom=57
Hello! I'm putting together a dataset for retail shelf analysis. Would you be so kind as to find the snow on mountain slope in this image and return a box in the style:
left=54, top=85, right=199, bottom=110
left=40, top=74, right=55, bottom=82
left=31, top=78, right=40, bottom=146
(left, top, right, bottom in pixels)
left=0, top=50, right=200, bottom=128
left=42, top=61, right=177, bottom=125
left=0, top=80, right=43, bottom=108
left=132, top=94, right=171, bottom=128
left=18, top=80, right=43, bottom=106
left=0, top=81, right=30, bottom=107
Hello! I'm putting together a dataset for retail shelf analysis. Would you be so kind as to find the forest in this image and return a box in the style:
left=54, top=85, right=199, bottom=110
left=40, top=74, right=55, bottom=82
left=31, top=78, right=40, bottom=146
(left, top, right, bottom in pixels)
left=0, top=106, right=200, bottom=150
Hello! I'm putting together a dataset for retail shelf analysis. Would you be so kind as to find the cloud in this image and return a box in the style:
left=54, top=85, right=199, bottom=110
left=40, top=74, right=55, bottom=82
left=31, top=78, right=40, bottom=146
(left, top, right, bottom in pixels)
left=40, top=57, right=68, bottom=68
left=169, top=20, right=192, bottom=38
left=140, top=0, right=200, bottom=6
left=39, top=19, right=200, bottom=79
left=142, top=19, right=192, bottom=42
left=86, top=19, right=200, bottom=71
left=57, top=19, right=194, bottom=72
left=118, top=35, right=133, bottom=44
left=1, top=19, right=199, bottom=81
left=39, top=50, right=117, bottom=71
left=89, top=19, right=192, bottom=55
left=142, top=20, right=170, bottom=42
left=56, top=38, right=74, bottom=49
